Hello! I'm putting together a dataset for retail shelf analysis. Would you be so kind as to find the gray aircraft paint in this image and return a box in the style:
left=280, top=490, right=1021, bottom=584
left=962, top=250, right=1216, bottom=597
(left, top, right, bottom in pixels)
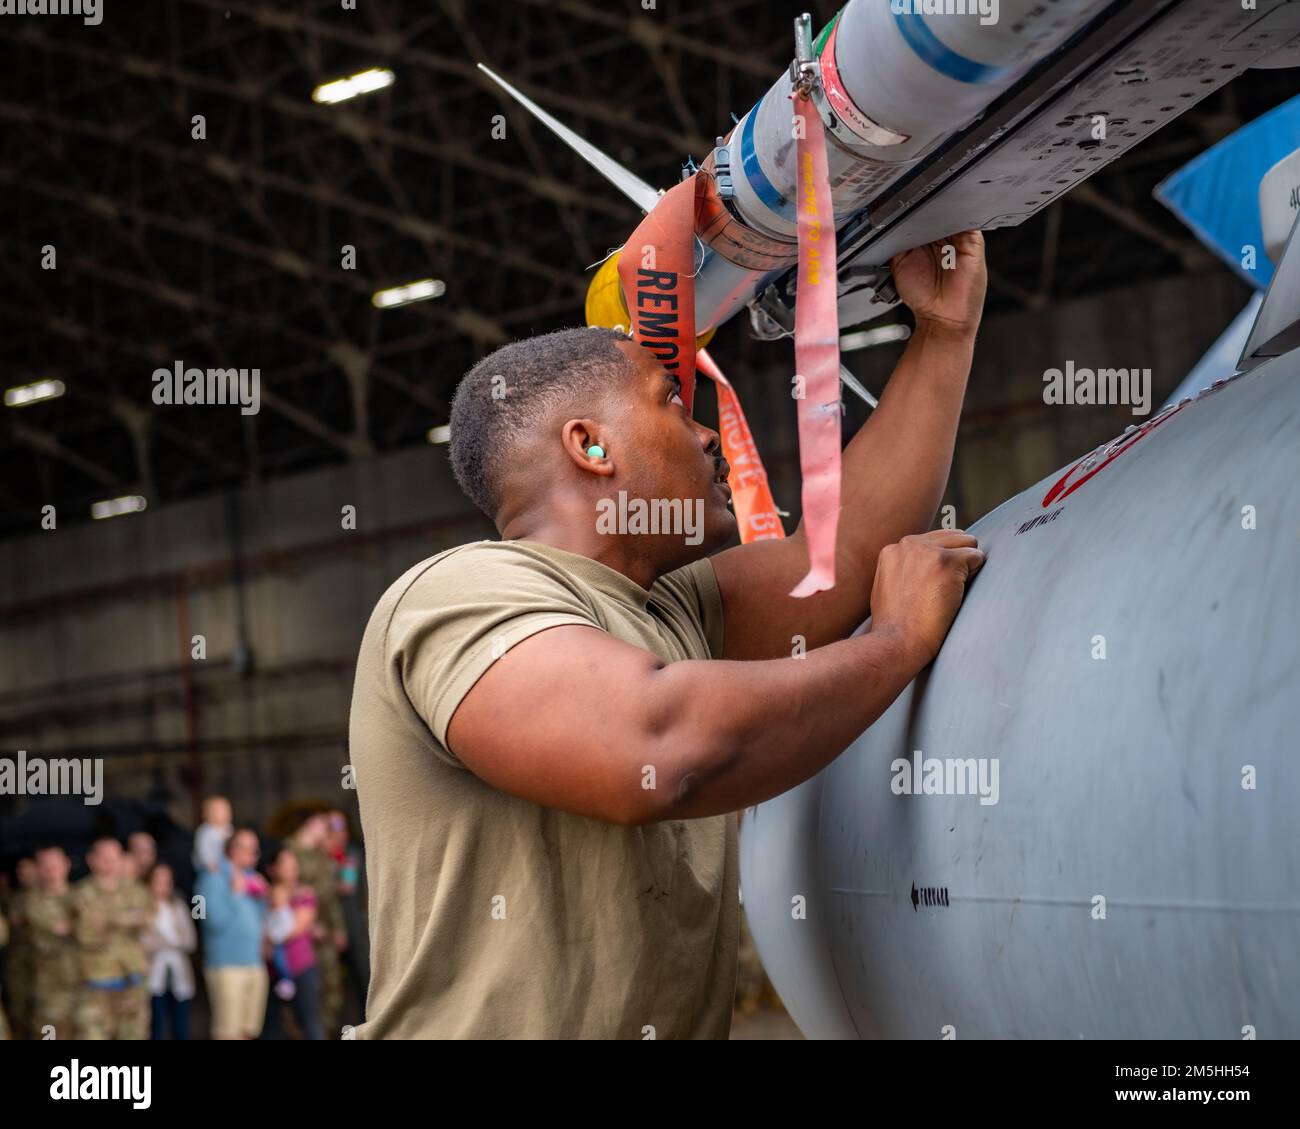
left=740, top=352, right=1300, bottom=1039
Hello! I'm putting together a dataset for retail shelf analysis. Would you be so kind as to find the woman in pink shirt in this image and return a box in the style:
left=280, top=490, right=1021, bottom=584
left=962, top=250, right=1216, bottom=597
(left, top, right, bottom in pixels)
left=261, top=847, right=325, bottom=1040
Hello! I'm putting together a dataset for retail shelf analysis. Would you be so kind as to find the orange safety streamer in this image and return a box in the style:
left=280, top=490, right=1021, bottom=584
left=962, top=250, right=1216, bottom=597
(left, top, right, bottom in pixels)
left=616, top=171, right=797, bottom=554
left=617, top=175, right=703, bottom=414
left=696, top=348, right=785, bottom=543
left=787, top=91, right=842, bottom=597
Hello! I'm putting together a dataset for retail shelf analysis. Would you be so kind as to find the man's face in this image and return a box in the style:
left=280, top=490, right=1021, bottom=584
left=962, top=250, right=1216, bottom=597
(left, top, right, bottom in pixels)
left=602, top=341, right=736, bottom=564
left=36, top=848, right=70, bottom=888
left=229, top=830, right=259, bottom=870
left=88, top=840, right=122, bottom=880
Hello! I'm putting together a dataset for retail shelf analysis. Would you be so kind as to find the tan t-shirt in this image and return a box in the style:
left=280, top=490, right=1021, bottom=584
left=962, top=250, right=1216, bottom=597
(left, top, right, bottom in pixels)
left=349, top=538, right=739, bottom=1039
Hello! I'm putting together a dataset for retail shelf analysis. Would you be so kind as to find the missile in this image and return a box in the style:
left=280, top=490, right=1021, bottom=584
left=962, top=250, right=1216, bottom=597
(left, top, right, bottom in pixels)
left=481, top=0, right=1300, bottom=344
left=694, top=0, right=1111, bottom=331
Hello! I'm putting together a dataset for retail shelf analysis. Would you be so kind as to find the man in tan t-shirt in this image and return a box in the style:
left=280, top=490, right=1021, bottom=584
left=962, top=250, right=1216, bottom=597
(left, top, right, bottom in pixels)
left=349, top=231, right=989, bottom=1039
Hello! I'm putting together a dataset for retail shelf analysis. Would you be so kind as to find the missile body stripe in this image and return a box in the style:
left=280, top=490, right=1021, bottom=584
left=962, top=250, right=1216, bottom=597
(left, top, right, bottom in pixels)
left=892, top=9, right=1017, bottom=85
left=740, top=107, right=795, bottom=220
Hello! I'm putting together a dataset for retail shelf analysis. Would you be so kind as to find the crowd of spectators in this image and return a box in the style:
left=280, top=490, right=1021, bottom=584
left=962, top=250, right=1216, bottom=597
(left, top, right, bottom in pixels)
left=0, top=798, right=369, bottom=1040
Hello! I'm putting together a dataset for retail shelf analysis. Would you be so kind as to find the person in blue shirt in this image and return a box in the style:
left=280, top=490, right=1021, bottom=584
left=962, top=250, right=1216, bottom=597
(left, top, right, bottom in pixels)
left=194, top=827, right=268, bottom=1039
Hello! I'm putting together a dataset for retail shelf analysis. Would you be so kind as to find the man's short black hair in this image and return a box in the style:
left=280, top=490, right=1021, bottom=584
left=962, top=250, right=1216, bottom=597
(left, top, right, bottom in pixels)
left=449, top=326, right=636, bottom=520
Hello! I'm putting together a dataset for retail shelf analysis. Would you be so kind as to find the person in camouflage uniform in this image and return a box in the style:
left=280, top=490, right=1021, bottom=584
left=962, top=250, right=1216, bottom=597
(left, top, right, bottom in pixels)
left=27, top=846, right=81, bottom=1039
left=327, top=808, right=370, bottom=1022
left=73, top=838, right=150, bottom=1040
left=290, top=813, right=347, bottom=1035
left=118, top=849, right=155, bottom=947
left=0, top=907, right=11, bottom=1039
left=2, top=857, right=38, bottom=1039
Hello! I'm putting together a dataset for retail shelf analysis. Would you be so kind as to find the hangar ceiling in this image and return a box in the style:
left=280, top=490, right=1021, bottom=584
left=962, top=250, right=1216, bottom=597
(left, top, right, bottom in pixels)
left=0, top=0, right=1291, bottom=537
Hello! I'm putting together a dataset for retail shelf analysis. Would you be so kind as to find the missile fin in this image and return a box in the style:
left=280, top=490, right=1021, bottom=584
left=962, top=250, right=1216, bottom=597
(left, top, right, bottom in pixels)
left=476, top=63, right=661, bottom=215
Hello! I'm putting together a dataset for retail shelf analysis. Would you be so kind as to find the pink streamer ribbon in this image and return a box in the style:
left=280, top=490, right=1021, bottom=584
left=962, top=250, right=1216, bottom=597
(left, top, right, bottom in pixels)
left=788, top=92, right=842, bottom=597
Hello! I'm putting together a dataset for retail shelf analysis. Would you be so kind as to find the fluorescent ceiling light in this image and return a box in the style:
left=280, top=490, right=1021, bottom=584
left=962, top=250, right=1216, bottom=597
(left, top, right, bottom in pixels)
left=312, top=67, right=396, bottom=105
left=373, top=279, right=445, bottom=309
left=5, top=379, right=66, bottom=407
left=91, top=495, right=148, bottom=520
left=840, top=324, right=911, bottom=352
left=427, top=425, right=452, bottom=444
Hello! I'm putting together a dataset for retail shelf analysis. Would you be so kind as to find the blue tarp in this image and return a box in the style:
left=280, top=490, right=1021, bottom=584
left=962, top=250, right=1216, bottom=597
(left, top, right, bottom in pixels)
left=1155, top=95, right=1300, bottom=291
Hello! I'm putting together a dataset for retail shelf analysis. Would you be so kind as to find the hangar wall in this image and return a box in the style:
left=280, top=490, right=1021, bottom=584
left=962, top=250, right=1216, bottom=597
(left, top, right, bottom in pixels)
left=0, top=445, right=495, bottom=831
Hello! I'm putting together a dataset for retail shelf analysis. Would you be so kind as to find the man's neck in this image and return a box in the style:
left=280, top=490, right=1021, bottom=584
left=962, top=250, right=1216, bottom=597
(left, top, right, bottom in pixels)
left=498, top=515, right=659, bottom=590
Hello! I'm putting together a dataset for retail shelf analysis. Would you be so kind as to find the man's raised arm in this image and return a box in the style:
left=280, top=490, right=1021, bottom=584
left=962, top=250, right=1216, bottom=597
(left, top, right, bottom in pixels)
left=710, top=230, right=988, bottom=661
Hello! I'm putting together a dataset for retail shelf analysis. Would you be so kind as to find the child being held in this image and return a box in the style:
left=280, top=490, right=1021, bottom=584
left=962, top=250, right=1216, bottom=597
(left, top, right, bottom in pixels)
left=193, top=795, right=234, bottom=873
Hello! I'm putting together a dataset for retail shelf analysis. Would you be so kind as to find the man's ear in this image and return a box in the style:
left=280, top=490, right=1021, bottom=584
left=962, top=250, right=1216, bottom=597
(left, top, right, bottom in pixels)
left=561, top=419, right=616, bottom=478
